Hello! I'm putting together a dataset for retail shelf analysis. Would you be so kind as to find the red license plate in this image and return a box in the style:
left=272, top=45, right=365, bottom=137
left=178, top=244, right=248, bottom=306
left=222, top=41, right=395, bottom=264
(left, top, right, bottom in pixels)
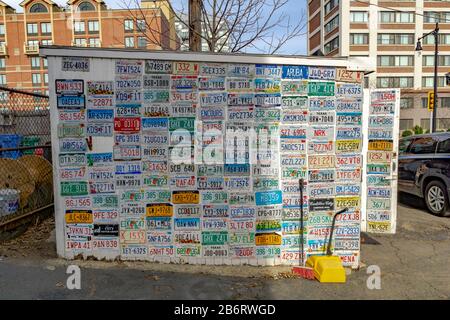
left=114, top=117, right=141, bottom=132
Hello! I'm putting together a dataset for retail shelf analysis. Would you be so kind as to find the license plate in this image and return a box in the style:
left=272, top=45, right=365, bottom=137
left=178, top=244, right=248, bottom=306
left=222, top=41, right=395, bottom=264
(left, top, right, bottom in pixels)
left=309, top=184, right=334, bottom=198
left=59, top=138, right=87, bottom=153
left=89, top=181, right=115, bottom=194
left=200, top=191, right=228, bottom=204
left=226, top=78, right=253, bottom=92
left=142, top=117, right=168, bottom=131
left=65, top=196, right=92, bottom=209
left=173, top=61, right=199, bottom=75
left=309, top=97, right=336, bottom=111
left=172, top=191, right=200, bottom=204
left=115, top=60, right=143, bottom=74
left=143, top=104, right=170, bottom=117
left=147, top=231, right=173, bottom=245
left=115, top=161, right=142, bottom=174
left=281, top=167, right=307, bottom=180
left=143, top=175, right=168, bottom=188
left=62, top=57, right=89, bottom=72
left=336, top=168, right=362, bottom=181
left=336, top=140, right=362, bottom=153
left=367, top=198, right=391, bottom=210
left=87, top=153, right=113, bottom=166
left=255, top=233, right=281, bottom=246
left=368, top=187, right=391, bottom=198
left=171, top=75, right=198, bottom=90
left=58, top=124, right=84, bottom=138
left=87, top=109, right=114, bottom=122
left=174, top=218, right=200, bottom=231
left=309, top=66, right=336, bottom=80
left=176, top=245, right=201, bottom=256
left=147, top=217, right=172, bottom=231
left=121, top=245, right=148, bottom=256
left=256, top=206, right=283, bottom=219
left=61, top=181, right=88, bottom=196
left=143, top=74, right=170, bottom=89
left=59, top=109, right=86, bottom=122
left=306, top=125, right=334, bottom=140
left=116, top=174, right=142, bottom=189
left=115, top=104, right=141, bottom=117
left=255, top=190, right=282, bottom=206
left=280, top=154, right=307, bottom=167
left=170, top=176, right=196, bottom=190
left=87, top=81, right=114, bottom=95
left=174, top=231, right=201, bottom=244
left=308, top=155, right=335, bottom=169
left=92, top=195, right=118, bottom=209
left=281, top=65, right=308, bottom=79
left=115, top=76, right=142, bottom=90
left=57, top=95, right=85, bottom=109
left=255, top=78, right=280, bottom=93
left=309, top=198, right=335, bottom=212
left=282, top=96, right=308, bottom=109
left=200, top=63, right=226, bottom=76
left=368, top=128, right=393, bottom=140
left=224, top=164, right=250, bottom=176
left=56, top=79, right=84, bottom=95
left=202, top=231, right=228, bottom=245
left=255, top=108, right=280, bottom=122
left=143, top=160, right=168, bottom=174
left=60, top=167, right=86, bottom=181
left=367, top=175, right=390, bottom=187
left=336, top=126, right=362, bottom=140
left=335, top=184, right=361, bottom=196
left=368, top=140, right=393, bottom=151
left=113, top=145, right=141, bottom=161
left=308, top=169, right=335, bottom=183
left=256, top=219, right=281, bottom=233
left=255, top=93, right=281, bottom=107
left=170, top=103, right=197, bottom=117
left=120, top=203, right=145, bottom=216
left=227, top=106, right=254, bottom=121
left=367, top=151, right=392, bottom=164
left=115, top=90, right=141, bottom=104
left=143, top=90, right=170, bottom=103
left=281, top=80, right=308, bottom=95
left=227, top=93, right=254, bottom=107
left=253, top=178, right=279, bottom=191
left=120, top=230, right=146, bottom=244
left=227, top=64, right=255, bottom=77
left=87, top=97, right=113, bottom=108
left=282, top=110, right=308, bottom=123
left=228, top=219, right=255, bottom=232
left=367, top=163, right=391, bottom=175
left=370, top=103, right=395, bottom=115
left=115, top=133, right=141, bottom=145
left=86, top=123, right=113, bottom=136
left=308, top=81, right=335, bottom=96
left=229, top=206, right=255, bottom=219
left=336, top=112, right=362, bottom=125
left=336, top=68, right=364, bottom=83
left=200, top=106, right=225, bottom=120
left=336, top=154, right=362, bottom=167
left=229, top=232, right=255, bottom=245
left=169, top=117, right=195, bottom=132
left=114, top=117, right=141, bottom=132
left=335, top=225, right=360, bottom=238
left=197, top=177, right=224, bottom=190
left=309, top=111, right=335, bottom=125
left=307, top=140, right=334, bottom=154
left=225, top=177, right=251, bottom=190
left=255, top=64, right=282, bottom=77
left=336, top=83, right=363, bottom=98
left=336, top=99, right=362, bottom=112
left=65, top=210, right=92, bottom=223
left=336, top=196, right=361, bottom=210
left=145, top=60, right=172, bottom=74
left=229, top=193, right=254, bottom=205
left=199, top=92, right=227, bottom=107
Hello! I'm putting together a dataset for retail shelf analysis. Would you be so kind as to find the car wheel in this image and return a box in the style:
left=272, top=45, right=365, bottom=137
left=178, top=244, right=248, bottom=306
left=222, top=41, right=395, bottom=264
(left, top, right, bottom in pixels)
left=424, top=181, right=450, bottom=217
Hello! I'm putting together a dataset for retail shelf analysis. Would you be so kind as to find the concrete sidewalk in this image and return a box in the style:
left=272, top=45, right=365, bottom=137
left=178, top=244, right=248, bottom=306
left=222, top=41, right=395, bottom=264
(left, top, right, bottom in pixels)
left=0, top=192, right=449, bottom=299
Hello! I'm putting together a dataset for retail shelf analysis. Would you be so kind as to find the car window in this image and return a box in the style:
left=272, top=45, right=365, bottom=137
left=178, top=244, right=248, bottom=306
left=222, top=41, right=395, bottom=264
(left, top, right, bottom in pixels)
left=437, top=138, right=450, bottom=153
left=409, top=137, right=437, bottom=154
left=399, top=138, right=413, bottom=153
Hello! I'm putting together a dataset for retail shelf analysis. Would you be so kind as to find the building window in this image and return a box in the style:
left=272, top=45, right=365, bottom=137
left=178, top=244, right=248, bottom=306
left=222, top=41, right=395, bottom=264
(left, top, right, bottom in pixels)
left=78, top=2, right=96, bottom=12
left=89, top=38, right=100, bottom=47
left=124, top=20, right=134, bottom=32
left=424, top=12, right=450, bottom=23
left=423, top=34, right=450, bottom=45
left=324, top=15, right=339, bottom=33
left=324, top=37, right=339, bottom=54
left=74, top=21, right=85, bottom=34
left=41, top=22, right=51, bottom=35
left=136, top=19, right=146, bottom=32
left=441, top=97, right=450, bottom=108
left=125, top=37, right=135, bottom=47
left=74, top=38, right=87, bottom=46
left=350, top=33, right=368, bottom=45
left=0, top=58, right=4, bottom=71
left=27, top=40, right=39, bottom=48
left=377, top=77, right=414, bottom=88
left=44, top=73, right=48, bottom=85
left=31, top=57, right=40, bottom=69
left=29, top=3, right=48, bottom=13
left=422, top=97, right=429, bottom=108
left=137, top=36, right=147, bottom=48
left=378, top=34, right=414, bottom=45
left=377, top=55, right=414, bottom=67
left=27, top=23, right=38, bottom=35
left=423, top=55, right=450, bottom=66
left=379, top=11, right=414, bottom=23
left=0, top=74, right=6, bottom=85
left=400, top=98, right=414, bottom=109
left=88, top=21, right=99, bottom=34
left=43, top=58, right=48, bottom=69
left=421, top=119, right=431, bottom=131
left=350, top=11, right=368, bottom=23
left=400, top=119, right=414, bottom=131
left=422, top=76, right=446, bottom=88
left=41, top=39, right=52, bottom=46
left=0, top=24, right=4, bottom=36
left=32, top=73, right=41, bottom=86
left=324, top=0, right=338, bottom=16
left=438, top=118, right=450, bottom=130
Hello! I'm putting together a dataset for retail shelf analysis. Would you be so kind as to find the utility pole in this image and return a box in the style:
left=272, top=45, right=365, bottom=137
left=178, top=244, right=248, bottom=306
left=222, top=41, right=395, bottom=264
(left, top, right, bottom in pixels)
left=189, top=0, right=202, bottom=52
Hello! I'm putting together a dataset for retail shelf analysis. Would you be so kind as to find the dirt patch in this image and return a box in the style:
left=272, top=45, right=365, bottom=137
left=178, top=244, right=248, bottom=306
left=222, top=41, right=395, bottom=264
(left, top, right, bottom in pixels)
left=0, top=216, right=56, bottom=259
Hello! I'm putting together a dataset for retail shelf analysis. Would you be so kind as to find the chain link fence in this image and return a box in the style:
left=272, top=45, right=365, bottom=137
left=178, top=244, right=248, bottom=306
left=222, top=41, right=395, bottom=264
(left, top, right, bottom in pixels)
left=0, top=87, right=53, bottom=227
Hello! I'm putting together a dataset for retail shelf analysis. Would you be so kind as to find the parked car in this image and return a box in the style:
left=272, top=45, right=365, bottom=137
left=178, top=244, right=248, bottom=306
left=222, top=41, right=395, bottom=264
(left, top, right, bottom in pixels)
left=398, top=132, right=450, bottom=217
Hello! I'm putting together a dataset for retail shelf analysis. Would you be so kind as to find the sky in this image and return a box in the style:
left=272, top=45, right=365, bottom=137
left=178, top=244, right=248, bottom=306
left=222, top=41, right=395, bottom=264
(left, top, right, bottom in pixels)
left=5, top=0, right=308, bottom=55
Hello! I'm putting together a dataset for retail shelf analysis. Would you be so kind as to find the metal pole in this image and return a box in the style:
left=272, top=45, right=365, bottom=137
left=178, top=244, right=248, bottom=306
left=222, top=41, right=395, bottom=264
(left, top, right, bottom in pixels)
left=299, top=178, right=304, bottom=266
left=433, top=22, right=439, bottom=132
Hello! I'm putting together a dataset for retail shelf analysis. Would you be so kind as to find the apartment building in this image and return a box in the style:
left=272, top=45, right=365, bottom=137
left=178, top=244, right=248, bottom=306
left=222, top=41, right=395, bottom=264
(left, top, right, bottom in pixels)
left=308, top=0, right=450, bottom=132
left=0, top=0, right=178, bottom=94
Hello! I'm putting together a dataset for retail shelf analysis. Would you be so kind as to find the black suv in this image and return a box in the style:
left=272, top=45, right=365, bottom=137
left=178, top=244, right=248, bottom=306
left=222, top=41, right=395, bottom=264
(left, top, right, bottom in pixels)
left=399, top=132, right=450, bottom=217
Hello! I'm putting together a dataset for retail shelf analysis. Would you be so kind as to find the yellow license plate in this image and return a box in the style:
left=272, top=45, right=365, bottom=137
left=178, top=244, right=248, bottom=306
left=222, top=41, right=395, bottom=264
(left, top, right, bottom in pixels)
left=146, top=203, right=173, bottom=217
left=255, top=233, right=282, bottom=246
left=368, top=140, right=393, bottom=151
left=172, top=191, right=200, bottom=204
left=65, top=210, right=93, bottom=224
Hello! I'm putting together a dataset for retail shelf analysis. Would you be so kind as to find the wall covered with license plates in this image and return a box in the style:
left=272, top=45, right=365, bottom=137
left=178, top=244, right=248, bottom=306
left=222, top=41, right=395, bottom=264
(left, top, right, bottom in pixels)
left=46, top=49, right=397, bottom=268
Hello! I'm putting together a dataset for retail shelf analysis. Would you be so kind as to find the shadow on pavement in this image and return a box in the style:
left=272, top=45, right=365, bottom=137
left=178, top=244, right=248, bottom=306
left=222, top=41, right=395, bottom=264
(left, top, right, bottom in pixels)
left=398, top=191, right=427, bottom=211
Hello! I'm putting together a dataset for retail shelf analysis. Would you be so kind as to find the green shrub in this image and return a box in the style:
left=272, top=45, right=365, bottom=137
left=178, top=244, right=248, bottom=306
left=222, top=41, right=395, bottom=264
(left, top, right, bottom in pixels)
left=413, top=125, right=423, bottom=135
left=402, top=130, right=413, bottom=137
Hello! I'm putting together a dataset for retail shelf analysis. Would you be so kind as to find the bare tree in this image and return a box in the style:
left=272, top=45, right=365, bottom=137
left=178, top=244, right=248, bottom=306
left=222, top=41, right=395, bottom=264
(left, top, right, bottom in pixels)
left=119, top=0, right=307, bottom=54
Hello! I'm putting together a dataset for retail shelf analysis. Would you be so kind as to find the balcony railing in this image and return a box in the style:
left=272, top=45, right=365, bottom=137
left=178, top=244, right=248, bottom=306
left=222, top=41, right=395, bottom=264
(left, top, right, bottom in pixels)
left=24, top=44, right=39, bottom=55
left=0, top=44, right=7, bottom=56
